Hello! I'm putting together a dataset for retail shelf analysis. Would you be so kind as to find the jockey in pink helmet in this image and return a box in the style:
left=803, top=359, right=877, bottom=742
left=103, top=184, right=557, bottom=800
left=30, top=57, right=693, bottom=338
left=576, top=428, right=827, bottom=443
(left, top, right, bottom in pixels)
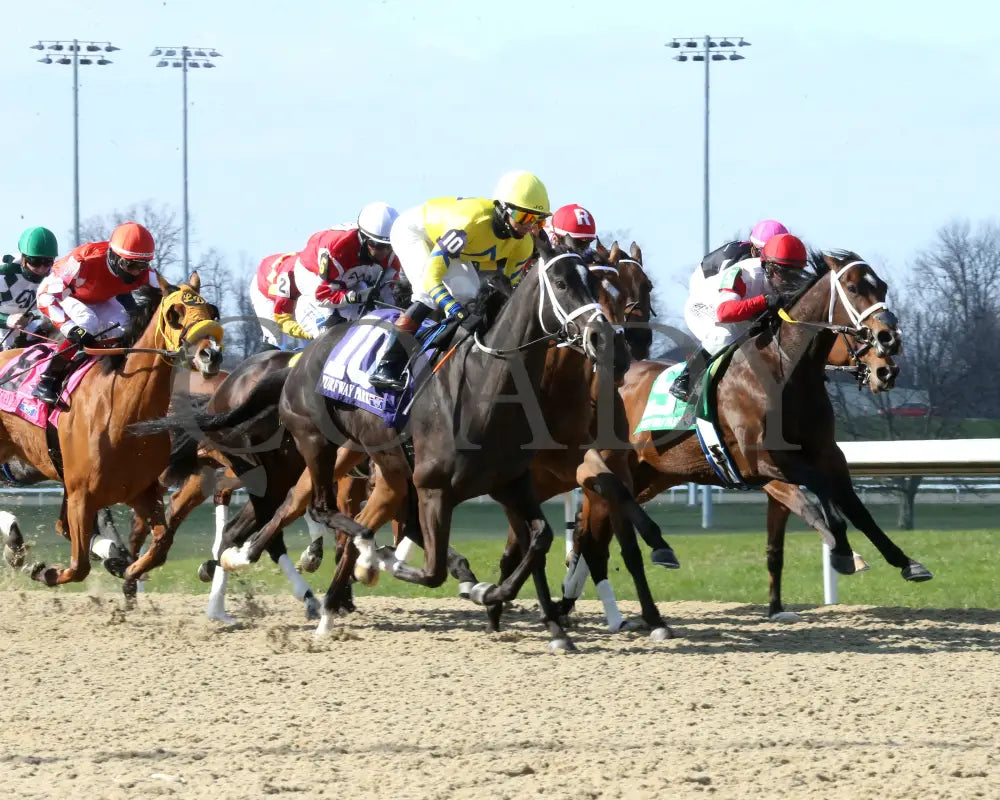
left=699, top=219, right=789, bottom=280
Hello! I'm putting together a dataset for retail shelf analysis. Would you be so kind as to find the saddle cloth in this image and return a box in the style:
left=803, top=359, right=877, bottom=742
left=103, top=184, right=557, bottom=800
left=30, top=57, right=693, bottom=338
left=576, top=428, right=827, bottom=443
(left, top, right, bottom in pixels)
left=0, top=344, right=98, bottom=428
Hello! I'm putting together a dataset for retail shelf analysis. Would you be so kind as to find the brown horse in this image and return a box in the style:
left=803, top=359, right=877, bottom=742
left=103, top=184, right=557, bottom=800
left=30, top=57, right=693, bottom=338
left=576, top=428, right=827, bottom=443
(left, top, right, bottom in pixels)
left=488, top=240, right=678, bottom=638
left=0, top=272, right=222, bottom=585
left=575, top=250, right=931, bottom=627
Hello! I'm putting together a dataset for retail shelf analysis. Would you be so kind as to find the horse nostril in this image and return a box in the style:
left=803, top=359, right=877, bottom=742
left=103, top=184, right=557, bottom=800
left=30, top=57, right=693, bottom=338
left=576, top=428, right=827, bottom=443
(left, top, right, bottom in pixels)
left=876, top=366, right=896, bottom=384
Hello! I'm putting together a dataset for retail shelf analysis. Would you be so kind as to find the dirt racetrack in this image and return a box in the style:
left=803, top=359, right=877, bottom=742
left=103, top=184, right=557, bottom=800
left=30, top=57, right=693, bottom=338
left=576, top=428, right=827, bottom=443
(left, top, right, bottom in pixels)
left=0, top=590, right=997, bottom=799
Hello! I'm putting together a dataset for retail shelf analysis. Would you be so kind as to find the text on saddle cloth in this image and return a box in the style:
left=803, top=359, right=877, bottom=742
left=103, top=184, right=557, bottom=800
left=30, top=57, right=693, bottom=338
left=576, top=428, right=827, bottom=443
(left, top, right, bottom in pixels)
left=316, top=308, right=434, bottom=427
left=0, top=344, right=99, bottom=429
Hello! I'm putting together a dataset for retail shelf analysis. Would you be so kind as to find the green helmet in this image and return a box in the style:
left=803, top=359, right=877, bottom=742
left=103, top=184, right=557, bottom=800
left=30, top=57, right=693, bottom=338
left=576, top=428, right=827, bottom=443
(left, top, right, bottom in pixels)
left=17, top=227, right=59, bottom=260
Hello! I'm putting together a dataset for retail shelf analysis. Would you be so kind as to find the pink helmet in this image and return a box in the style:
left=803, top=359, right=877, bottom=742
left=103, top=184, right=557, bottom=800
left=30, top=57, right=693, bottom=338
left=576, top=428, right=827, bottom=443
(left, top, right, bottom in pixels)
left=749, top=219, right=788, bottom=249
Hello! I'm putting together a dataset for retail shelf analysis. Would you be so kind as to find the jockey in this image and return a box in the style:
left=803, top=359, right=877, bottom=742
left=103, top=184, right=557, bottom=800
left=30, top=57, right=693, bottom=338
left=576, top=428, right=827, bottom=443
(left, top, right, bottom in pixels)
left=250, top=251, right=306, bottom=346
left=544, top=203, right=597, bottom=256
left=0, top=226, right=59, bottom=350
left=698, top=219, right=788, bottom=280
left=670, top=232, right=808, bottom=402
left=368, top=170, right=549, bottom=392
left=292, top=202, right=400, bottom=337
left=33, top=221, right=157, bottom=405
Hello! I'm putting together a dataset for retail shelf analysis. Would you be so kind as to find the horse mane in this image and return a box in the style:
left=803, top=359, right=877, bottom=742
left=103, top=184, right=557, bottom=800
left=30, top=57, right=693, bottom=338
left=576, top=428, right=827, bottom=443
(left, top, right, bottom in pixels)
left=100, top=285, right=167, bottom=373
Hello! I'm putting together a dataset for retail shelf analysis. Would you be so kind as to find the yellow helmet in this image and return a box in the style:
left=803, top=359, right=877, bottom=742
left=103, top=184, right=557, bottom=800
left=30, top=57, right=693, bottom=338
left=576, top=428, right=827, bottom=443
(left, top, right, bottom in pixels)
left=492, top=171, right=550, bottom=215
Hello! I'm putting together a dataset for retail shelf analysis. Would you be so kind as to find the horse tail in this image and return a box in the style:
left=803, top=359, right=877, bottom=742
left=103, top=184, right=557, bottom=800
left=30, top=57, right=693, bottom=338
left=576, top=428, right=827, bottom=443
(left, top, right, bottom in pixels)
left=129, top=368, right=290, bottom=444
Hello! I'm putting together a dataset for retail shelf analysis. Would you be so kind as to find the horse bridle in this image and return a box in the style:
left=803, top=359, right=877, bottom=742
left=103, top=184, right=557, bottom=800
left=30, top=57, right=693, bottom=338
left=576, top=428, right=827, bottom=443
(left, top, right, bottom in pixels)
left=473, top=252, right=604, bottom=359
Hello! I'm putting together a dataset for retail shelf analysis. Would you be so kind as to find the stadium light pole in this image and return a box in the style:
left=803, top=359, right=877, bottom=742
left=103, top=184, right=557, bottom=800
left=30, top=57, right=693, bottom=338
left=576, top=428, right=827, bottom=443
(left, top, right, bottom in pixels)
left=668, top=35, right=750, bottom=528
left=151, top=46, right=222, bottom=273
left=31, top=39, right=119, bottom=246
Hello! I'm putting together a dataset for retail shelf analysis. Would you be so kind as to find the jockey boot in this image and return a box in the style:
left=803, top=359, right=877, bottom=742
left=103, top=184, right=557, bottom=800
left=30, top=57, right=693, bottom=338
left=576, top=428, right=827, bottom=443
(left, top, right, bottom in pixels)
left=668, top=348, right=711, bottom=403
left=32, top=341, right=76, bottom=406
left=368, top=303, right=430, bottom=392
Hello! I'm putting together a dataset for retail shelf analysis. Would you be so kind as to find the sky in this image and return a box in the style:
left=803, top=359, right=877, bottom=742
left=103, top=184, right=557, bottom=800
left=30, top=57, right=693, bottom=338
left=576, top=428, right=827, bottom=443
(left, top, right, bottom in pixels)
left=3, top=0, right=998, bottom=322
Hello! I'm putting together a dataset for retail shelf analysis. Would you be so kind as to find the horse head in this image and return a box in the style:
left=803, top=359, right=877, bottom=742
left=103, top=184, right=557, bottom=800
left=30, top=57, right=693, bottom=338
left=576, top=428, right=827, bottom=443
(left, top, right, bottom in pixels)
left=598, top=240, right=655, bottom=360
left=584, top=246, right=633, bottom=385
left=801, top=251, right=901, bottom=392
left=530, top=232, right=613, bottom=368
left=155, top=271, right=225, bottom=376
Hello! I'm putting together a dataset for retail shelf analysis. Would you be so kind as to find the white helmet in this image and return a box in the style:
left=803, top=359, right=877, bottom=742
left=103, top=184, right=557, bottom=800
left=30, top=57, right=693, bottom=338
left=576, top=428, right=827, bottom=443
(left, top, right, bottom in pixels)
left=357, top=202, right=399, bottom=244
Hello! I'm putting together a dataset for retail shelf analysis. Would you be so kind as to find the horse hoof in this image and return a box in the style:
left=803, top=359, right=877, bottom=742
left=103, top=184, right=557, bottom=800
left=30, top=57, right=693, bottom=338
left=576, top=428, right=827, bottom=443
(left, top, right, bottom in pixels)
left=469, top=582, right=497, bottom=606
left=902, top=561, right=933, bottom=582
left=620, top=617, right=650, bottom=633
left=769, top=611, right=802, bottom=623
left=197, top=560, right=217, bottom=583
left=548, top=637, right=577, bottom=653
left=122, top=580, right=138, bottom=600
left=353, top=563, right=380, bottom=587
left=304, top=595, right=321, bottom=621
left=207, top=610, right=237, bottom=625
left=4, top=544, right=26, bottom=569
left=830, top=552, right=857, bottom=575
left=853, top=552, right=872, bottom=572
left=297, top=545, right=323, bottom=574
left=651, top=548, right=680, bottom=569
left=25, top=561, right=47, bottom=579
left=314, top=613, right=333, bottom=639
left=650, top=626, right=674, bottom=641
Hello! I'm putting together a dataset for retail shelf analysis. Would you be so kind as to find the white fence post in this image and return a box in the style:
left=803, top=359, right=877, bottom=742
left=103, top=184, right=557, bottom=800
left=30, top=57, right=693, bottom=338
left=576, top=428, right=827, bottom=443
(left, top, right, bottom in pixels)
left=822, top=542, right=838, bottom=605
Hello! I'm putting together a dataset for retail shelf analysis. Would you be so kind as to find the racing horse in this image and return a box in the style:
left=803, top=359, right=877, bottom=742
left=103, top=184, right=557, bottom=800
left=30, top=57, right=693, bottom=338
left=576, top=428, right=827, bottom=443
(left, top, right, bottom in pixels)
left=0, top=273, right=223, bottom=585
left=570, top=250, right=931, bottom=627
left=193, top=233, right=615, bottom=650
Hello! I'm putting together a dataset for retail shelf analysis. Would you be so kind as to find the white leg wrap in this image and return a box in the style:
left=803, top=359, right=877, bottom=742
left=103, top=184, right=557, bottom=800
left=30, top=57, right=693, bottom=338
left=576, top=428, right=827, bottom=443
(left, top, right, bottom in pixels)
left=206, top=566, right=234, bottom=623
left=562, top=553, right=590, bottom=600
left=355, top=536, right=376, bottom=571
left=277, top=553, right=310, bottom=601
left=0, top=510, right=18, bottom=537
left=596, top=579, right=624, bottom=632
left=213, top=504, right=229, bottom=559
left=90, top=535, right=116, bottom=560
left=393, top=536, right=415, bottom=564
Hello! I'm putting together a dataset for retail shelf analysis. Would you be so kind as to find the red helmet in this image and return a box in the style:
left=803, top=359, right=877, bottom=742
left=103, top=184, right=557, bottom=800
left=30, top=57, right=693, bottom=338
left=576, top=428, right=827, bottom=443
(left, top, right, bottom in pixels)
left=761, top=233, right=807, bottom=268
left=550, top=204, right=597, bottom=240
left=109, top=222, right=155, bottom=261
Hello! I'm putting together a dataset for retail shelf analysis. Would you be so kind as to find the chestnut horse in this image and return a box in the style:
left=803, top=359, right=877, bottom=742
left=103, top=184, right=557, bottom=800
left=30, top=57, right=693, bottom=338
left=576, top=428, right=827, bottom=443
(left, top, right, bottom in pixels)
left=0, top=272, right=223, bottom=585
left=573, top=250, right=931, bottom=628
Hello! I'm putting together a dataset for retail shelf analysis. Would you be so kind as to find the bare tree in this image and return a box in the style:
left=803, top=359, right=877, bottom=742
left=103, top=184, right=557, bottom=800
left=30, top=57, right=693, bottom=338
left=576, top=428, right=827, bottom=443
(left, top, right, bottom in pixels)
left=77, top=201, right=183, bottom=279
left=193, top=247, right=234, bottom=315
left=830, top=219, right=1000, bottom=527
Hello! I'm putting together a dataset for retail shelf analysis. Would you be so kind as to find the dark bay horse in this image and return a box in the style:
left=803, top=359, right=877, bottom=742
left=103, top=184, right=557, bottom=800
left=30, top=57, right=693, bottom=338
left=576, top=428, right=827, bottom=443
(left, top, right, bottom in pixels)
left=488, top=240, right=678, bottom=639
left=0, top=273, right=223, bottom=585
left=207, top=233, right=613, bottom=650
left=574, top=250, right=931, bottom=627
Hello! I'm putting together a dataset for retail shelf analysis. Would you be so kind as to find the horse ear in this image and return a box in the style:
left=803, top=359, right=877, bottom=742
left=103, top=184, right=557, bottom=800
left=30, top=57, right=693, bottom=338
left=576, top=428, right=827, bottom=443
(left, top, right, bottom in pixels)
left=630, top=241, right=642, bottom=262
left=594, top=237, right=609, bottom=258
left=608, top=241, right=621, bottom=263
left=156, top=271, right=170, bottom=293
left=187, top=271, right=201, bottom=292
left=534, top=230, right=554, bottom=260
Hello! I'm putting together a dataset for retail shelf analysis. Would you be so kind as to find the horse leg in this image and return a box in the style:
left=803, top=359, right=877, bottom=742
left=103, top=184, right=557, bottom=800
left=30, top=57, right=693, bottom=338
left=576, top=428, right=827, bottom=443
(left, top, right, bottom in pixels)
left=483, top=473, right=574, bottom=651
left=31, top=490, right=94, bottom=586
left=824, top=466, right=932, bottom=581
left=577, top=449, right=678, bottom=568
left=122, top=484, right=173, bottom=581
left=266, top=533, right=321, bottom=620
left=221, top=469, right=312, bottom=570
left=485, top=527, right=525, bottom=633
left=204, top=502, right=260, bottom=623
left=763, top=491, right=796, bottom=621
left=0, top=510, right=26, bottom=568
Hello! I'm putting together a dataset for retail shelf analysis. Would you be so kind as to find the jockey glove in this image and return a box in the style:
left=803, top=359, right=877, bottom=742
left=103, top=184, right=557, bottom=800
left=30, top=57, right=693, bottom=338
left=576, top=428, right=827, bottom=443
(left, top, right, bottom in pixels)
left=66, top=326, right=97, bottom=348
left=765, top=294, right=783, bottom=313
